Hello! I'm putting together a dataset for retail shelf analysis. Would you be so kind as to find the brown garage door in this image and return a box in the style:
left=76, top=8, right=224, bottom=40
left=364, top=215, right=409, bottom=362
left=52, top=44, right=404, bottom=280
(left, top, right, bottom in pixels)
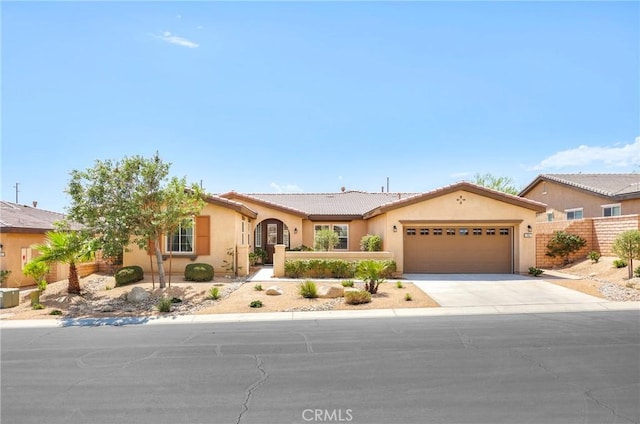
left=404, top=226, right=513, bottom=273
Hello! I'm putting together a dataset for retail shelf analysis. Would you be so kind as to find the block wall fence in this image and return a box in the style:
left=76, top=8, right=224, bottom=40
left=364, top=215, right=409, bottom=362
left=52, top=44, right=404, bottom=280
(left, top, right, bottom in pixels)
left=535, top=214, right=640, bottom=268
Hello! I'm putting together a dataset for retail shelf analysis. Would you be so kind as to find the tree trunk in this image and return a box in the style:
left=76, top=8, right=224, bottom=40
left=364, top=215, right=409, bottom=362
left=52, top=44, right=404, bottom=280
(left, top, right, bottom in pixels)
left=154, top=241, right=166, bottom=289
left=68, top=263, right=81, bottom=294
left=629, top=259, right=634, bottom=280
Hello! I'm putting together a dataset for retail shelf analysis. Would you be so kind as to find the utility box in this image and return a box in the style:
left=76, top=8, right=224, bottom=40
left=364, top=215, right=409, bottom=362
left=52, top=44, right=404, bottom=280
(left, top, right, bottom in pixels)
left=0, top=288, right=20, bottom=308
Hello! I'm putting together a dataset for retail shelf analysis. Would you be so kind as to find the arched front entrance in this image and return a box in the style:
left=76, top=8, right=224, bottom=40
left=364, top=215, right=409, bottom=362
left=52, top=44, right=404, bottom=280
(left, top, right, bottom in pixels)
left=254, top=219, right=291, bottom=264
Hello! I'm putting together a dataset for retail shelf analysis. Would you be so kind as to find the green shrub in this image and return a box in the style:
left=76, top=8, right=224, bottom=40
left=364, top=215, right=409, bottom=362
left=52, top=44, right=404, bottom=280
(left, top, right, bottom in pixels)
left=254, top=284, right=263, bottom=291
left=396, top=281, right=404, bottom=289
left=157, top=297, right=172, bottom=312
left=308, top=259, right=331, bottom=278
left=545, top=231, right=587, bottom=264
left=170, top=297, right=182, bottom=303
left=341, top=280, right=355, bottom=288
left=207, top=287, right=220, bottom=300
left=298, top=280, right=318, bottom=299
left=184, top=263, right=214, bottom=282
left=360, top=234, right=383, bottom=252
left=329, top=260, right=354, bottom=278
left=344, top=290, right=372, bottom=305
left=32, top=303, right=44, bottom=310
left=587, top=251, right=601, bottom=264
left=284, top=260, right=309, bottom=278
left=528, top=267, right=544, bottom=277
left=634, top=266, right=640, bottom=278
left=115, top=265, right=144, bottom=287
left=249, top=300, right=263, bottom=308
left=404, top=293, right=413, bottom=301
left=49, top=309, right=62, bottom=316
left=613, top=259, right=628, bottom=268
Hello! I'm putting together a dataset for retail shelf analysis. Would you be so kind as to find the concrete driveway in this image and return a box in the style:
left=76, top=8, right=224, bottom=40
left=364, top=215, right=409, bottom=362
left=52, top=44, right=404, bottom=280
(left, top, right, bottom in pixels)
left=405, top=274, right=604, bottom=307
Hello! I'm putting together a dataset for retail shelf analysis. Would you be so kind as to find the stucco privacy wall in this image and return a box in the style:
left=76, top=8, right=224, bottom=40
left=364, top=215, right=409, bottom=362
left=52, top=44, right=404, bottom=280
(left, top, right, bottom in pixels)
left=383, top=189, right=538, bottom=274
left=535, top=214, right=640, bottom=268
left=123, top=202, right=251, bottom=277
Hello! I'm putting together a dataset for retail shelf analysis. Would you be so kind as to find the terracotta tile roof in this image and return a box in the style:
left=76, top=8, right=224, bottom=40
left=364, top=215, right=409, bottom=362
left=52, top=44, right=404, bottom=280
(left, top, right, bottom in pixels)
left=520, top=174, right=640, bottom=199
left=236, top=191, right=421, bottom=216
left=0, top=201, right=68, bottom=233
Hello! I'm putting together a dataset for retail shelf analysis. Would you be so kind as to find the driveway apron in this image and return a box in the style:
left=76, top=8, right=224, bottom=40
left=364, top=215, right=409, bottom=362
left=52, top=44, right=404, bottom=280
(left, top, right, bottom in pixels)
left=404, top=274, right=604, bottom=307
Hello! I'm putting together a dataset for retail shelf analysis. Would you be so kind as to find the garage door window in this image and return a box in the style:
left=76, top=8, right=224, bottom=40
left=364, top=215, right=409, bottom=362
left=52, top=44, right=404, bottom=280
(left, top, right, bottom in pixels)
left=420, top=228, right=429, bottom=235
left=486, top=229, right=496, bottom=235
left=473, top=228, right=482, bottom=235
left=459, top=229, right=469, bottom=236
left=433, top=229, right=443, bottom=235
left=406, top=228, right=416, bottom=236
left=446, top=229, right=456, bottom=236
left=500, top=228, right=510, bottom=235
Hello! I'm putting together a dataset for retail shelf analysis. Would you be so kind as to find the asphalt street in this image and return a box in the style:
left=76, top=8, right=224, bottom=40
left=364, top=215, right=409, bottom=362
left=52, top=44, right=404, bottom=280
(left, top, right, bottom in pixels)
left=2, top=311, right=639, bottom=424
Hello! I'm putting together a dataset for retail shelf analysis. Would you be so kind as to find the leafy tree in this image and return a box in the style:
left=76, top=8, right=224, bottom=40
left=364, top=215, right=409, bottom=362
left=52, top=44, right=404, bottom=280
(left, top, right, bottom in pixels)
left=32, top=224, right=95, bottom=294
left=472, top=173, right=519, bottom=195
left=545, top=231, right=587, bottom=265
left=66, top=153, right=204, bottom=289
left=612, top=230, right=640, bottom=279
left=314, top=228, right=339, bottom=251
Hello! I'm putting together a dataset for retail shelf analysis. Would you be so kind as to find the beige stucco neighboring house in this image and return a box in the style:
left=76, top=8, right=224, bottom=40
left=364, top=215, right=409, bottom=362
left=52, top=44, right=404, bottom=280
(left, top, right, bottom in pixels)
left=0, top=201, right=95, bottom=287
left=519, top=174, right=640, bottom=222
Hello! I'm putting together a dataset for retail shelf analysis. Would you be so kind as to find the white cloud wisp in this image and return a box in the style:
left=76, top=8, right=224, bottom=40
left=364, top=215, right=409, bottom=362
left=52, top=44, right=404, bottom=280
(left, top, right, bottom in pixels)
left=530, top=137, right=640, bottom=171
left=155, top=31, right=199, bottom=49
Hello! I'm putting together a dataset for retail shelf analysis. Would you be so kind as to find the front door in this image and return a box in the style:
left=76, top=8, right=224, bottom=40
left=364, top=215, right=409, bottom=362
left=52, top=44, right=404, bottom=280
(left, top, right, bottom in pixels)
left=262, top=220, right=281, bottom=264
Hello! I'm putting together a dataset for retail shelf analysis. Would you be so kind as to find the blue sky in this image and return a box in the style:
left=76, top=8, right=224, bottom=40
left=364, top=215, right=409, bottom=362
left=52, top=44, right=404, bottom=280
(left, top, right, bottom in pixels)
left=2, top=1, right=639, bottom=213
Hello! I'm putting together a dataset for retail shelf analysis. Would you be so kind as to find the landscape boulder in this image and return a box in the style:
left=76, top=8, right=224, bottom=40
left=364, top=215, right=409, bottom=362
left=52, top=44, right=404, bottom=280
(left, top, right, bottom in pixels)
left=318, top=285, right=344, bottom=298
left=265, top=286, right=283, bottom=296
left=127, top=287, right=149, bottom=303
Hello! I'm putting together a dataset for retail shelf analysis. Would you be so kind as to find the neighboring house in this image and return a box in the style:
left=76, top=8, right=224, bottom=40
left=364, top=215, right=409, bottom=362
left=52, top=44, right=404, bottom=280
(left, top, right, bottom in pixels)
left=0, top=201, right=96, bottom=288
left=519, top=174, right=640, bottom=267
left=124, top=182, right=546, bottom=275
left=519, top=174, right=640, bottom=222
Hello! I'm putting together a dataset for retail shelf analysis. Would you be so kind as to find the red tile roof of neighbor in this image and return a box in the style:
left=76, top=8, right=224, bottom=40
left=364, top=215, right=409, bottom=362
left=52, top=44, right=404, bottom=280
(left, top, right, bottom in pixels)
left=519, top=174, right=640, bottom=199
left=0, top=201, right=68, bottom=233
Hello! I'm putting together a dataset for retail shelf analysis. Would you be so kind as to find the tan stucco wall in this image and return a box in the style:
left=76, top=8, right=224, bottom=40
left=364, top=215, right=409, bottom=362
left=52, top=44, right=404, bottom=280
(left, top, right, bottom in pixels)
left=123, top=202, right=251, bottom=277
left=383, top=189, right=538, bottom=274
left=0, top=233, right=45, bottom=287
left=525, top=180, right=640, bottom=220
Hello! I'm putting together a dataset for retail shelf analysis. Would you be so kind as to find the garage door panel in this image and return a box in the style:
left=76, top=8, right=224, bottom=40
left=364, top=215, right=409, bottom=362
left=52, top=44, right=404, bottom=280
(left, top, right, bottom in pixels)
left=404, top=227, right=512, bottom=273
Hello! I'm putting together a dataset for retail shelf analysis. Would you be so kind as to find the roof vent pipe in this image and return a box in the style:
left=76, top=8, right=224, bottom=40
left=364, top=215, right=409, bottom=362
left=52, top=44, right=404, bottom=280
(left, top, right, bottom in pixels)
left=32, top=201, right=38, bottom=208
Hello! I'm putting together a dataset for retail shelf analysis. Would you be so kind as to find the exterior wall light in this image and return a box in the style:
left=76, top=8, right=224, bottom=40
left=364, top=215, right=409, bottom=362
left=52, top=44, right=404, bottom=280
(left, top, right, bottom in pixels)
left=527, top=225, right=533, bottom=233
left=294, top=228, right=298, bottom=234
left=393, top=225, right=398, bottom=232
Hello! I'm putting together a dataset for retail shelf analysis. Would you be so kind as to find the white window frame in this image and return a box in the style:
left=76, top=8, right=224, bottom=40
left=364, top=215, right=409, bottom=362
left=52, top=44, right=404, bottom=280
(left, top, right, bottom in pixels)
left=602, top=204, right=621, bottom=217
left=547, top=212, right=554, bottom=222
left=565, top=208, right=583, bottom=220
left=314, top=224, right=349, bottom=250
left=166, top=218, right=195, bottom=253
left=255, top=222, right=262, bottom=248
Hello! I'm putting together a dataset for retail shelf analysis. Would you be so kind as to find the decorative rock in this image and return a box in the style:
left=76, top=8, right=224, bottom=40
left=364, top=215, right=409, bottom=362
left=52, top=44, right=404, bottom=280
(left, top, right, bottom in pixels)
left=265, top=286, right=283, bottom=296
left=318, top=285, right=344, bottom=298
left=127, top=287, right=149, bottom=303
left=100, top=305, right=115, bottom=313
left=344, top=287, right=361, bottom=294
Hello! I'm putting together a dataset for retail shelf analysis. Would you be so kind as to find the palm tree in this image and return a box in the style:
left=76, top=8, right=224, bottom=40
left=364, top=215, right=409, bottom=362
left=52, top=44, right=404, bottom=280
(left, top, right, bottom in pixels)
left=33, top=230, right=94, bottom=294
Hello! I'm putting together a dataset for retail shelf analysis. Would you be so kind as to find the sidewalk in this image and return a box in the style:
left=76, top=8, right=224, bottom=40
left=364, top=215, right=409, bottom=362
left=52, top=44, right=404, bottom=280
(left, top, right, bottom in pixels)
left=1, top=300, right=638, bottom=329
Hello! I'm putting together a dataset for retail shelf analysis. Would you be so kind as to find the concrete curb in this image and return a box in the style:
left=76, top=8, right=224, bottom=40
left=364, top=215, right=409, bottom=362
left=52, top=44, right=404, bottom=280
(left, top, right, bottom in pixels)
left=1, top=301, right=638, bottom=329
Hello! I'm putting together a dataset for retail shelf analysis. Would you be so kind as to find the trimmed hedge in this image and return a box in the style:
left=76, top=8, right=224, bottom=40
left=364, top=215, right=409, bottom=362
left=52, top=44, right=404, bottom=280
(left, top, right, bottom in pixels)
left=284, top=259, right=396, bottom=279
left=184, top=263, right=214, bottom=282
left=115, top=265, right=144, bottom=287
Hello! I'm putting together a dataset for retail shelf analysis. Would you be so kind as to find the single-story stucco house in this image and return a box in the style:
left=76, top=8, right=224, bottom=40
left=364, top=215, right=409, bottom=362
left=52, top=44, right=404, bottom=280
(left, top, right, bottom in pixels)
left=123, top=182, right=546, bottom=276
